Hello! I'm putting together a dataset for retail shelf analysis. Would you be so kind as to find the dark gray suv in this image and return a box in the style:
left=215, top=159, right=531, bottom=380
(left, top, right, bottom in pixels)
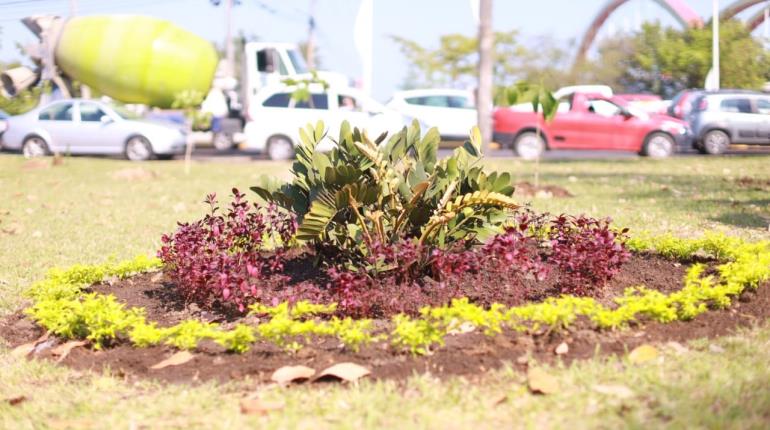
left=688, top=90, right=770, bottom=154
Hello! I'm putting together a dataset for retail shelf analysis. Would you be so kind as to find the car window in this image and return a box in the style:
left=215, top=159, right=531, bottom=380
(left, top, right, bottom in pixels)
left=719, top=98, right=752, bottom=114
left=756, top=98, right=770, bottom=115
left=79, top=103, right=107, bottom=122
left=287, top=50, right=308, bottom=74
left=405, top=96, right=450, bottom=107
left=447, top=96, right=473, bottom=109
left=262, top=92, right=328, bottom=109
left=587, top=99, right=621, bottom=117
left=338, top=95, right=361, bottom=112
left=39, top=103, right=74, bottom=121
left=256, top=48, right=279, bottom=74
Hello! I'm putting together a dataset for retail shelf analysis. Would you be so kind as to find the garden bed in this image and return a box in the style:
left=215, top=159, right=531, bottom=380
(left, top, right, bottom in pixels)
left=2, top=251, right=768, bottom=384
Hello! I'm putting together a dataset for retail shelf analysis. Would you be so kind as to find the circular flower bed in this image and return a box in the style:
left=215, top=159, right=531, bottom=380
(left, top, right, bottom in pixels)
left=4, top=122, right=770, bottom=382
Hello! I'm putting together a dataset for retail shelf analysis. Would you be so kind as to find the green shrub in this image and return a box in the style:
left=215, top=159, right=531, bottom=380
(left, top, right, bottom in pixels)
left=251, top=121, right=518, bottom=264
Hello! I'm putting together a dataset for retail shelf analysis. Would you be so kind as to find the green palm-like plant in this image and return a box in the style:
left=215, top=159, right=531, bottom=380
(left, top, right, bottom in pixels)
left=250, top=121, right=519, bottom=261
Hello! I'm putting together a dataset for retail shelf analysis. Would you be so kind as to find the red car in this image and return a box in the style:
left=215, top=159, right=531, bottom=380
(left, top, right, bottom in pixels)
left=493, top=93, right=691, bottom=159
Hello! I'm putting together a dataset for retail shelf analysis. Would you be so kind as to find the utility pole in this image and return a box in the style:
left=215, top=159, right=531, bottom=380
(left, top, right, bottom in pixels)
left=477, top=0, right=494, bottom=149
left=225, top=0, right=235, bottom=78
left=306, top=0, right=317, bottom=70
left=712, top=0, right=720, bottom=90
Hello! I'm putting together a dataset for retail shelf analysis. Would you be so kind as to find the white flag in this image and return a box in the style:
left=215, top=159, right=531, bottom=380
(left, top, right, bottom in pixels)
left=354, top=0, right=373, bottom=95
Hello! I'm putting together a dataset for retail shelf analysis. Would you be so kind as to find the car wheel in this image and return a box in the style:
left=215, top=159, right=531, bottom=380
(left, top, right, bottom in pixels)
left=642, top=132, right=675, bottom=159
left=701, top=129, right=730, bottom=155
left=22, top=136, right=49, bottom=158
left=125, top=136, right=154, bottom=161
left=213, top=132, right=234, bottom=151
left=266, top=135, right=295, bottom=160
left=513, top=131, right=545, bottom=160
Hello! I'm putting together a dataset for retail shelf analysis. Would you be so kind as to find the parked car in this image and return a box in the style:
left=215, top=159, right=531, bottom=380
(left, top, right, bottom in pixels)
left=243, top=84, right=410, bottom=160
left=493, top=92, right=690, bottom=159
left=1, top=99, right=187, bottom=160
left=0, top=109, right=9, bottom=136
left=667, top=89, right=703, bottom=119
left=614, top=93, right=667, bottom=114
left=385, top=89, right=476, bottom=140
left=687, top=90, right=770, bottom=155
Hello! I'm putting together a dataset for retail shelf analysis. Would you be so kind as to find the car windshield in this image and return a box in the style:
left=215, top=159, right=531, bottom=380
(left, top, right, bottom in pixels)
left=287, top=49, right=308, bottom=74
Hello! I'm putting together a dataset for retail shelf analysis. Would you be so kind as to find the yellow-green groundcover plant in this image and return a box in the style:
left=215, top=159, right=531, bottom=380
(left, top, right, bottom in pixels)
left=20, top=232, right=770, bottom=356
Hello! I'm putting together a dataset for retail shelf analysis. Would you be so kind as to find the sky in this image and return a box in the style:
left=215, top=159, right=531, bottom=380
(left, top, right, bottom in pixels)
left=0, top=0, right=764, bottom=101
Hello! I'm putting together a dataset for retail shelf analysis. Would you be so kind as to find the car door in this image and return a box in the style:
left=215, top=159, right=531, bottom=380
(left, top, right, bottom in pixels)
left=74, top=101, right=124, bottom=154
left=753, top=97, right=770, bottom=144
left=545, top=96, right=605, bottom=149
left=578, top=99, right=628, bottom=150
left=719, top=97, right=759, bottom=144
left=36, top=101, right=77, bottom=152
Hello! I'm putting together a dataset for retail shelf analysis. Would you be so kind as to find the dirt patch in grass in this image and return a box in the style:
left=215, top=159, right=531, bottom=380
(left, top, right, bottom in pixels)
left=729, top=176, right=770, bottom=191
left=514, top=181, right=573, bottom=198
left=2, top=255, right=768, bottom=385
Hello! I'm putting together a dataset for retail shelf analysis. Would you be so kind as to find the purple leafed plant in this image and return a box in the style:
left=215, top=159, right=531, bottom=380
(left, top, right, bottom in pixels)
left=158, top=189, right=297, bottom=312
left=548, top=214, right=631, bottom=295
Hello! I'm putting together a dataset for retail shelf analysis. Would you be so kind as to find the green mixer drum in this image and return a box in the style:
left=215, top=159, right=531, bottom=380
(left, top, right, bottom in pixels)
left=55, top=15, right=218, bottom=108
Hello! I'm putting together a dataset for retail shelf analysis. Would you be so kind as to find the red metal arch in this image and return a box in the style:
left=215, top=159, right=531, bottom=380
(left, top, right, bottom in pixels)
left=747, top=6, right=769, bottom=31
left=575, top=0, right=703, bottom=66
left=720, top=0, right=767, bottom=21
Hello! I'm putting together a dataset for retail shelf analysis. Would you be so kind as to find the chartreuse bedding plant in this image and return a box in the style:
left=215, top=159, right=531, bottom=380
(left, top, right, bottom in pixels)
left=20, top=231, right=770, bottom=357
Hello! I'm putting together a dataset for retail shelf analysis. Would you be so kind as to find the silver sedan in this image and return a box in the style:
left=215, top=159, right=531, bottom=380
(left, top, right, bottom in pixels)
left=0, top=99, right=187, bottom=161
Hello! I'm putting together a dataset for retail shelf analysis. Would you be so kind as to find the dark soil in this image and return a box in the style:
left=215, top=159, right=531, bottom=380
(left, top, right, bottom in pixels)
left=2, top=255, right=768, bottom=385
left=515, top=182, right=573, bottom=198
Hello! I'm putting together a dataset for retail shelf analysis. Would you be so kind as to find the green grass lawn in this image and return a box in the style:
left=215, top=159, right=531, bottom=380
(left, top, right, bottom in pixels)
left=1, top=153, right=769, bottom=429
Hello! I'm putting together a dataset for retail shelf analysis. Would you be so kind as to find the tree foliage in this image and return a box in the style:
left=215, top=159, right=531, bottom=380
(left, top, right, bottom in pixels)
left=580, top=20, right=770, bottom=97
left=392, top=30, right=533, bottom=89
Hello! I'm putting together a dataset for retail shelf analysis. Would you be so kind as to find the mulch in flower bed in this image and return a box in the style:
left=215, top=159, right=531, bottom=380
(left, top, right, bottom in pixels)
left=2, top=254, right=768, bottom=385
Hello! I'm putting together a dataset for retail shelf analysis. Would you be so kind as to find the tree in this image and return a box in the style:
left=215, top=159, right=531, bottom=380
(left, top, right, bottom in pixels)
left=584, top=20, right=770, bottom=97
left=477, top=0, right=494, bottom=148
left=392, top=29, right=523, bottom=90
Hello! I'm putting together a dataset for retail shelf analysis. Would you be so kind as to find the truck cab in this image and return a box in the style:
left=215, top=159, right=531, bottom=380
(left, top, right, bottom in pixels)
left=241, top=42, right=348, bottom=114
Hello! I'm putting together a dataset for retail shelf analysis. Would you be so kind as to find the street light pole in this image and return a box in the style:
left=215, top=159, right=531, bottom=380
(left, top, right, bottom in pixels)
left=712, top=0, right=720, bottom=90
left=225, top=0, right=235, bottom=78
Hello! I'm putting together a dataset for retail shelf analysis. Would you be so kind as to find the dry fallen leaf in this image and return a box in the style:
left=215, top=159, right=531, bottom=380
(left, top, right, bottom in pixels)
left=316, top=362, right=371, bottom=383
left=6, top=396, right=27, bottom=406
left=628, top=344, right=659, bottom=364
left=271, top=365, right=316, bottom=385
left=50, top=340, right=88, bottom=363
left=592, top=384, right=635, bottom=399
left=11, top=342, right=38, bottom=358
left=150, top=272, right=164, bottom=283
left=150, top=351, right=195, bottom=370
left=11, top=332, right=50, bottom=357
left=554, top=342, right=569, bottom=355
left=487, top=393, right=508, bottom=407
left=1, top=222, right=22, bottom=235
left=240, top=398, right=285, bottom=415
left=527, top=367, right=560, bottom=395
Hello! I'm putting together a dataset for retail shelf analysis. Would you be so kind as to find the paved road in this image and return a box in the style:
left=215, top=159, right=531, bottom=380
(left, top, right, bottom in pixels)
left=189, top=145, right=770, bottom=162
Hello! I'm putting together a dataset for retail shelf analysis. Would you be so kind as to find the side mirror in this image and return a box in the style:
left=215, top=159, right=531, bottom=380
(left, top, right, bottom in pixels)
left=619, top=108, right=633, bottom=118
left=100, top=115, right=113, bottom=124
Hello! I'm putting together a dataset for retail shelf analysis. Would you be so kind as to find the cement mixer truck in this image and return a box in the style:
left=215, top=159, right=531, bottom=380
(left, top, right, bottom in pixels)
left=1, top=15, right=348, bottom=150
